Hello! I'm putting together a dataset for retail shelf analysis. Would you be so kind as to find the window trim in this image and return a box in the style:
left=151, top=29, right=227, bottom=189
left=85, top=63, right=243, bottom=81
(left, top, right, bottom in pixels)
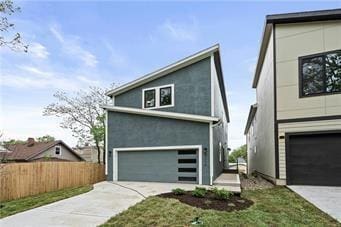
left=299, top=49, right=341, bottom=98
left=55, top=145, right=62, bottom=156
left=142, top=84, right=174, bottom=109
left=143, top=89, right=156, bottom=108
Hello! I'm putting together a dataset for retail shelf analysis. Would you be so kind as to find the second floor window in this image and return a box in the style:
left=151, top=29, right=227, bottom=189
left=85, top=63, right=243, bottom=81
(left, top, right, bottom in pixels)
left=142, top=84, right=174, bottom=109
left=55, top=146, right=61, bottom=155
left=300, top=50, right=341, bottom=97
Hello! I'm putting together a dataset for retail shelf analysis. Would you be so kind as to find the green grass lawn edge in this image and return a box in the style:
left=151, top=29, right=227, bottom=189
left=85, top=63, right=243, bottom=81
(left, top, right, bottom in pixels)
left=0, top=185, right=93, bottom=218
left=101, top=186, right=340, bottom=226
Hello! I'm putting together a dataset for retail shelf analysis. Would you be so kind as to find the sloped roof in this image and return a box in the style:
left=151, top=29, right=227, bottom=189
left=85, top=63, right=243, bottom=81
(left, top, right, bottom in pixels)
left=2, top=140, right=83, bottom=161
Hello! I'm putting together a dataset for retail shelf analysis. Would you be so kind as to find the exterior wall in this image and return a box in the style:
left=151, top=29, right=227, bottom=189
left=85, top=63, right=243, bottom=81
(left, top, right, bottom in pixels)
left=107, top=111, right=211, bottom=185
left=275, top=20, right=341, bottom=120
left=211, top=56, right=228, bottom=179
left=246, top=118, right=257, bottom=174
left=74, top=147, right=104, bottom=163
left=278, top=119, right=341, bottom=180
left=252, top=30, right=276, bottom=178
left=32, top=144, right=81, bottom=161
left=115, top=57, right=211, bottom=116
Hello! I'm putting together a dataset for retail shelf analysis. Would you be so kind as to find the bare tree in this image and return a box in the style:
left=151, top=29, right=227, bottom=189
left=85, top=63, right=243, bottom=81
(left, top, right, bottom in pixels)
left=0, top=0, right=28, bottom=52
left=44, top=86, right=112, bottom=164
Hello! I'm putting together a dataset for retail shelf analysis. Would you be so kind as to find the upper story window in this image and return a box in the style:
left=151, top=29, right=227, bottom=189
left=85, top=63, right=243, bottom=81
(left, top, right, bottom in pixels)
left=142, top=84, right=174, bottom=109
left=55, top=146, right=61, bottom=155
left=299, top=50, right=341, bottom=97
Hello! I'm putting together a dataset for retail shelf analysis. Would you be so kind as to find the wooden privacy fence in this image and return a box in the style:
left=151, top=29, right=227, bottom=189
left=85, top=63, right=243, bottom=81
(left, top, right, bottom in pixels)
left=0, top=162, right=105, bottom=201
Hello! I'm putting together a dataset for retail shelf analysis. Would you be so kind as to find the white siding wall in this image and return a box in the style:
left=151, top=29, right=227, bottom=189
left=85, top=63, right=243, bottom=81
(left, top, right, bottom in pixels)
left=276, top=20, right=341, bottom=120
left=252, top=31, right=276, bottom=178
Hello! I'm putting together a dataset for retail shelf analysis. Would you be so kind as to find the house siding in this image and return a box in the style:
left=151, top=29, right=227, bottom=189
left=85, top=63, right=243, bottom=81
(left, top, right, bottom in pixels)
left=114, top=57, right=211, bottom=116
left=107, top=111, right=211, bottom=185
left=32, top=144, right=81, bottom=161
left=211, top=56, right=228, bottom=178
left=275, top=20, right=341, bottom=180
left=249, top=30, right=276, bottom=178
left=276, top=20, right=341, bottom=120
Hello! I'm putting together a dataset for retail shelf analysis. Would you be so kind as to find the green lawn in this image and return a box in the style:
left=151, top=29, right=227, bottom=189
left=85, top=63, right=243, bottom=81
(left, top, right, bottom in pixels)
left=102, top=187, right=339, bottom=226
left=0, top=185, right=93, bottom=218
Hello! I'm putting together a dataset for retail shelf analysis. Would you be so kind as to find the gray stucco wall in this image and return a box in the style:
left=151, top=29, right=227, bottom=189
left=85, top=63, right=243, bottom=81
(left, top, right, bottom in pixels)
left=115, top=57, right=211, bottom=116
left=32, top=144, right=81, bottom=161
left=107, top=111, right=211, bottom=185
left=212, top=56, right=228, bottom=179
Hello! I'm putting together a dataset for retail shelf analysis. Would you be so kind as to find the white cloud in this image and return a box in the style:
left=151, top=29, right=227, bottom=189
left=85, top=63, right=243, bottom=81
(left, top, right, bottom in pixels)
left=28, top=42, right=49, bottom=59
left=19, top=65, right=52, bottom=78
left=49, top=24, right=98, bottom=67
left=0, top=105, right=78, bottom=147
left=160, top=17, right=198, bottom=41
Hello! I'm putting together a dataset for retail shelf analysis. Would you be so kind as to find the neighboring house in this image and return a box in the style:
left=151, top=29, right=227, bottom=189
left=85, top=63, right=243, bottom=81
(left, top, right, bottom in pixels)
left=103, top=45, right=230, bottom=185
left=74, top=145, right=104, bottom=163
left=0, top=138, right=83, bottom=162
left=245, top=9, right=341, bottom=186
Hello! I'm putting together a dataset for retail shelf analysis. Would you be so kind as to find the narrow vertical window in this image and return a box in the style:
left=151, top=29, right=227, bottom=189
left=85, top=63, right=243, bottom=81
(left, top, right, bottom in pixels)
left=144, top=89, right=156, bottom=108
left=160, top=86, right=172, bottom=106
left=55, top=146, right=61, bottom=155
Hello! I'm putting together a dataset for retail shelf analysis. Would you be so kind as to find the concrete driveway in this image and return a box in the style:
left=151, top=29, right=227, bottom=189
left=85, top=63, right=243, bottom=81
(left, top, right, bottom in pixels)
left=288, top=185, right=341, bottom=222
left=0, top=181, right=210, bottom=227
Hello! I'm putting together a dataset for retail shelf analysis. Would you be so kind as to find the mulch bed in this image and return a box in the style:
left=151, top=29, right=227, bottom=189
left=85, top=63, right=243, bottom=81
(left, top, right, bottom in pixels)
left=158, top=191, right=253, bottom=212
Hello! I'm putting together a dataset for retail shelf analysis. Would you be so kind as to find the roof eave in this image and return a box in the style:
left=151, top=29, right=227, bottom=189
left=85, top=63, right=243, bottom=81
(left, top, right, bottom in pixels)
left=106, top=44, right=220, bottom=97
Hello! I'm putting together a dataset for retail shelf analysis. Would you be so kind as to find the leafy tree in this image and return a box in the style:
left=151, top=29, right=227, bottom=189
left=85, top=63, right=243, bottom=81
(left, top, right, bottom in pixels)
left=228, top=144, right=247, bottom=163
left=36, top=135, right=55, bottom=142
left=2, top=139, right=25, bottom=146
left=0, top=0, right=28, bottom=52
left=44, top=86, right=112, bottom=164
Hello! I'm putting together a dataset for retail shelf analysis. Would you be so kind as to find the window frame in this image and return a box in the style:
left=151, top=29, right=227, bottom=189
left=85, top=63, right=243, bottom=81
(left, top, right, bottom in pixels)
left=143, top=89, right=156, bottom=108
left=55, top=145, right=62, bottom=156
left=299, top=49, right=341, bottom=98
left=142, top=84, right=174, bottom=109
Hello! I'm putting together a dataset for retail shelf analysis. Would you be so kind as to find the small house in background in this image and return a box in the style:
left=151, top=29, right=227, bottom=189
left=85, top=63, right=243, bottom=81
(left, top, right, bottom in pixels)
left=73, top=145, right=104, bottom=163
left=0, top=138, right=84, bottom=162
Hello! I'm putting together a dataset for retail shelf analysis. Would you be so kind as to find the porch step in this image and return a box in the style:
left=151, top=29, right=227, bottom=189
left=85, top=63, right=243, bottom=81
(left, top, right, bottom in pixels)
left=213, top=173, right=241, bottom=189
left=223, top=169, right=238, bottom=174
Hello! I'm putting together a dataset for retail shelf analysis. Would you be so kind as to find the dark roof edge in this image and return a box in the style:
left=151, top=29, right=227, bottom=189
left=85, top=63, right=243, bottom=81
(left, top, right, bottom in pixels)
left=244, top=104, right=258, bottom=135
left=252, top=8, right=341, bottom=88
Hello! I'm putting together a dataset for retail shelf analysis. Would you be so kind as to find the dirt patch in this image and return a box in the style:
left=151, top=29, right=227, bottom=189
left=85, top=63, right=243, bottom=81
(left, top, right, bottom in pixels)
left=158, top=191, right=253, bottom=212
left=240, top=173, right=274, bottom=190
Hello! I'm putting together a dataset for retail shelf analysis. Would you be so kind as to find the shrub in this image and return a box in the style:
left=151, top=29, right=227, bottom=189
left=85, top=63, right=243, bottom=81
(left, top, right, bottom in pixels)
left=192, top=187, right=207, bottom=198
left=172, top=188, right=185, bottom=195
left=212, top=187, right=231, bottom=200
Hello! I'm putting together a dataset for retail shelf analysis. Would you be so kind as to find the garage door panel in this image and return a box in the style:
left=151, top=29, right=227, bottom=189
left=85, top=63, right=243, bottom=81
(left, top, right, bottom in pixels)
left=118, top=150, right=178, bottom=182
left=287, top=132, right=341, bottom=186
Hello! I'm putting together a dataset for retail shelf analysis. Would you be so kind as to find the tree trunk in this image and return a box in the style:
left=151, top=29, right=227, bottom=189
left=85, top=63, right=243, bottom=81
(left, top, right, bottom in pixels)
left=95, top=140, right=101, bottom=164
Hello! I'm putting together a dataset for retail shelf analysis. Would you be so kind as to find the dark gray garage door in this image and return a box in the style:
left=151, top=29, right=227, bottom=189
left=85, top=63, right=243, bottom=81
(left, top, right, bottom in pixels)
left=118, top=149, right=198, bottom=183
left=286, top=132, right=341, bottom=186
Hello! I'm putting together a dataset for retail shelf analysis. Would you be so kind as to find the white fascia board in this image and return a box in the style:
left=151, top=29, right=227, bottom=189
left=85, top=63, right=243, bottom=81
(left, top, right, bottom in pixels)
left=102, top=105, right=219, bottom=123
left=106, top=44, right=220, bottom=97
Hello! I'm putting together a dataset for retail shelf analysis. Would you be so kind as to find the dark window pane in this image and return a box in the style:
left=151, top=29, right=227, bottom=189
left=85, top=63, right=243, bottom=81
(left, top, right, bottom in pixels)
left=178, top=159, right=196, bottom=163
left=160, top=87, right=172, bottom=106
left=302, top=56, right=324, bottom=96
left=178, top=150, right=196, bottom=155
left=178, top=176, right=196, bottom=181
left=144, top=89, right=155, bottom=108
left=178, top=168, right=196, bottom=172
left=325, top=51, right=341, bottom=93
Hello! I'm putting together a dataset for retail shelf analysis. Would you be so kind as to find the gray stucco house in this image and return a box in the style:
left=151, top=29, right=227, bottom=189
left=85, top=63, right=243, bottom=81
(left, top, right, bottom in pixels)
left=103, top=45, right=230, bottom=185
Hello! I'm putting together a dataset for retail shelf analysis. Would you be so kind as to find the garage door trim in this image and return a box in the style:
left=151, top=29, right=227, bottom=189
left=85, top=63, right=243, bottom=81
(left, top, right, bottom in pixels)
left=113, top=145, right=203, bottom=184
left=285, top=130, right=341, bottom=185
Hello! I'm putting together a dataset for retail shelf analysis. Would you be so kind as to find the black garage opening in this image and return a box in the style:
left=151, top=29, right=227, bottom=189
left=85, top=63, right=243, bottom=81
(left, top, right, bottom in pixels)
left=286, top=131, right=341, bottom=186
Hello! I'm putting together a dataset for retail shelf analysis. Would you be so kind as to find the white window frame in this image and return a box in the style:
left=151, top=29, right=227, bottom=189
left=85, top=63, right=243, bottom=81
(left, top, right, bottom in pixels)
left=142, top=84, right=174, bottom=109
left=55, top=145, right=62, bottom=156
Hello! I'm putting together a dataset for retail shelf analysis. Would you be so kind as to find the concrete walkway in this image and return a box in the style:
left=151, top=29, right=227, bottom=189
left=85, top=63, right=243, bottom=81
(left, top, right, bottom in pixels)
left=0, top=181, right=222, bottom=227
left=288, top=185, right=341, bottom=222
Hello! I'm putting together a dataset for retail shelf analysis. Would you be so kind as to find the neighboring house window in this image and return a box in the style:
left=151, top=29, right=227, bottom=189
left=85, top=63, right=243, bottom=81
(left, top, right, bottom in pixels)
left=142, top=84, right=174, bottom=109
left=300, top=50, right=341, bottom=97
left=55, top=146, right=61, bottom=155
left=219, top=142, right=222, bottom=162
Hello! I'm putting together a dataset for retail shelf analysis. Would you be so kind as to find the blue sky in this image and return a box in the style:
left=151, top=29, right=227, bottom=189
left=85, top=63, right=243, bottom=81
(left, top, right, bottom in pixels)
left=0, top=1, right=340, bottom=149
